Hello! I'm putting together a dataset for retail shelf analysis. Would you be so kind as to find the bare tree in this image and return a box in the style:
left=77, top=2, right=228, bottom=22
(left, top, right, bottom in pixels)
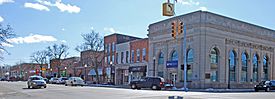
left=47, top=44, right=69, bottom=77
left=0, top=24, right=15, bottom=59
left=76, top=30, right=104, bottom=84
left=30, top=50, right=48, bottom=76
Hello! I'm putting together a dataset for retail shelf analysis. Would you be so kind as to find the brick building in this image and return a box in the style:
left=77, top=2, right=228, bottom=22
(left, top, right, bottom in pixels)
left=104, top=33, right=140, bottom=84
left=10, top=63, right=48, bottom=80
left=49, top=57, right=80, bottom=78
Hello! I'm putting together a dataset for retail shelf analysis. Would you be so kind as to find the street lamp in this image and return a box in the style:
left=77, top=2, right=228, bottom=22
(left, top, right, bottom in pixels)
left=153, top=56, right=156, bottom=77
left=65, top=67, right=67, bottom=77
left=84, top=64, right=87, bottom=82
left=110, top=61, right=113, bottom=84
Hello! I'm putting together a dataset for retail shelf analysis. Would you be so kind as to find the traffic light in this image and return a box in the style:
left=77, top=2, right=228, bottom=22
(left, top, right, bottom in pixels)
left=171, top=21, right=177, bottom=39
left=178, top=21, right=183, bottom=34
left=181, top=64, right=191, bottom=70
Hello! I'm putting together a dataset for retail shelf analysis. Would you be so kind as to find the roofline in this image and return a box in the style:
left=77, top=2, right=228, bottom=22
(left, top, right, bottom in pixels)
left=104, top=33, right=142, bottom=39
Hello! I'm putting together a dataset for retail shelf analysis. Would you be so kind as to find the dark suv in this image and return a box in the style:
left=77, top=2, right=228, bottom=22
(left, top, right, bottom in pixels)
left=254, top=80, right=275, bottom=92
left=129, top=77, right=165, bottom=90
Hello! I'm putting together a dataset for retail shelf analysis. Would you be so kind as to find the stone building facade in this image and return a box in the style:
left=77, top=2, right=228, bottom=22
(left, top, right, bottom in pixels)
left=148, top=11, right=275, bottom=89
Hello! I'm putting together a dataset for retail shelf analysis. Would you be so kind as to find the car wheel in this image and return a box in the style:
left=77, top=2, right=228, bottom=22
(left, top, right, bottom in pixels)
left=131, top=84, right=136, bottom=89
left=151, top=85, right=158, bottom=90
left=44, top=86, right=47, bottom=88
left=255, top=89, right=259, bottom=92
left=28, top=85, right=30, bottom=89
left=65, top=84, right=67, bottom=86
left=265, top=87, right=270, bottom=92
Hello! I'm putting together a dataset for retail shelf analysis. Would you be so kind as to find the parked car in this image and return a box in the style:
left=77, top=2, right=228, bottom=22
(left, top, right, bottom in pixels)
left=27, top=76, right=47, bottom=89
left=49, top=77, right=58, bottom=84
left=65, top=77, right=85, bottom=86
left=56, top=77, right=68, bottom=84
left=0, top=77, right=7, bottom=81
left=129, top=77, right=165, bottom=90
left=43, top=78, right=49, bottom=84
left=254, top=80, right=275, bottom=92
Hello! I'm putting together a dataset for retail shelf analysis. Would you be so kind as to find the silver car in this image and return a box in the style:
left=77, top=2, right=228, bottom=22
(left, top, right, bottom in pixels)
left=27, top=76, right=47, bottom=89
left=65, top=77, right=85, bottom=86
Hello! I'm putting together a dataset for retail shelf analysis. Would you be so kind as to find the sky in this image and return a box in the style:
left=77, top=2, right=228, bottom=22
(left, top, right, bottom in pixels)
left=0, top=0, right=275, bottom=66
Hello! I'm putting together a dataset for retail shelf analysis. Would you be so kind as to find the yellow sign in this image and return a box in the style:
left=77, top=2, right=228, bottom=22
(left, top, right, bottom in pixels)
left=163, top=3, right=174, bottom=16
left=42, top=68, right=46, bottom=71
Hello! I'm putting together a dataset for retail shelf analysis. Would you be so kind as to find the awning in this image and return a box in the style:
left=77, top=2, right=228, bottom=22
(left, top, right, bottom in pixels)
left=88, top=68, right=103, bottom=76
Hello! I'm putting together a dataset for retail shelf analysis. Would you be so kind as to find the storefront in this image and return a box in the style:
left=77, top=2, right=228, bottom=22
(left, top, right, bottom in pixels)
left=129, top=66, right=147, bottom=82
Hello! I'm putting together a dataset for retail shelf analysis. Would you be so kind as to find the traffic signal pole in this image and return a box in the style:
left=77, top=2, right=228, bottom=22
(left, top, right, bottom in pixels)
left=183, top=23, right=188, bottom=92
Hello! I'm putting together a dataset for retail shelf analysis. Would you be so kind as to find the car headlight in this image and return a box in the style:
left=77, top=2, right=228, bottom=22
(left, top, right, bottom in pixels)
left=254, top=85, right=257, bottom=87
left=263, top=85, right=267, bottom=87
left=32, top=82, right=36, bottom=84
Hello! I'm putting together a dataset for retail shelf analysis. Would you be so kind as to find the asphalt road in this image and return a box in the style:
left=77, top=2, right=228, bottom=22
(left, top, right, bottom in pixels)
left=1, top=81, right=275, bottom=99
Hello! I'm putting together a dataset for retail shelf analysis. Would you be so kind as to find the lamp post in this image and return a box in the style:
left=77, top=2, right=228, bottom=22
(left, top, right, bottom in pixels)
left=84, top=64, right=87, bottom=82
left=50, top=68, right=53, bottom=77
left=65, top=67, right=67, bottom=77
left=228, top=59, right=231, bottom=89
left=153, top=56, right=156, bottom=77
left=110, top=61, right=113, bottom=84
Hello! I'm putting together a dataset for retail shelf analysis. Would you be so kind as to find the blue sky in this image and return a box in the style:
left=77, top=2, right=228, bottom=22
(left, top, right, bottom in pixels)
left=0, top=0, right=274, bottom=66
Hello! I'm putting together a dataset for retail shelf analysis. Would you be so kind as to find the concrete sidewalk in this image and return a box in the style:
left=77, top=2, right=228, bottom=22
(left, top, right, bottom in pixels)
left=88, top=84, right=255, bottom=92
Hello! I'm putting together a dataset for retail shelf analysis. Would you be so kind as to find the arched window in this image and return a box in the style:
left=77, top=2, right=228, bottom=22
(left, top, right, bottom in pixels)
left=158, top=52, right=164, bottom=65
left=263, top=55, right=268, bottom=81
left=186, top=49, right=194, bottom=81
left=229, top=50, right=237, bottom=81
left=241, top=52, right=248, bottom=82
left=210, top=48, right=219, bottom=82
left=252, top=54, right=259, bottom=82
left=171, top=51, right=178, bottom=61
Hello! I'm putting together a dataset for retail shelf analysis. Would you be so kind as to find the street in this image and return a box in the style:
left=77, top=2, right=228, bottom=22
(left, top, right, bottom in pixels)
left=0, top=82, right=275, bottom=99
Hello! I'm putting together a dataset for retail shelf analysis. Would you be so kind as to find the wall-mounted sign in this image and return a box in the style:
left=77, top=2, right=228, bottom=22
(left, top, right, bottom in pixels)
left=166, top=61, right=178, bottom=68
left=163, top=2, right=174, bottom=16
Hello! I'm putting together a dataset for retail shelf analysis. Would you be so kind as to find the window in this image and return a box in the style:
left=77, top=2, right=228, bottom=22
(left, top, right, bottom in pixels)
left=126, top=51, right=129, bottom=63
left=171, top=51, right=178, bottom=61
left=241, top=52, right=248, bottom=82
left=121, top=52, right=124, bottom=64
left=186, top=49, right=194, bottom=81
left=253, top=54, right=259, bottom=82
left=137, top=49, right=140, bottom=62
left=108, top=43, right=111, bottom=53
left=107, top=56, right=110, bottom=64
left=210, top=48, right=219, bottom=82
left=116, top=53, right=118, bottom=64
left=105, top=44, right=107, bottom=53
left=263, top=55, right=268, bottom=81
left=112, top=55, right=114, bottom=64
left=158, top=52, right=164, bottom=65
left=112, top=42, right=115, bottom=52
left=105, top=57, right=107, bottom=64
left=142, top=48, right=146, bottom=61
left=131, top=50, right=135, bottom=63
left=229, top=50, right=237, bottom=81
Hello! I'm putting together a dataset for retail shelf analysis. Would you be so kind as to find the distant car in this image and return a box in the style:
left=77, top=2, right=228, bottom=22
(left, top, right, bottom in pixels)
left=65, top=77, right=85, bottom=86
left=56, top=77, right=68, bottom=84
left=7, top=77, right=17, bottom=82
left=254, top=80, right=275, bottom=92
left=27, top=76, right=47, bottom=89
left=129, top=77, right=165, bottom=90
left=49, top=77, right=58, bottom=84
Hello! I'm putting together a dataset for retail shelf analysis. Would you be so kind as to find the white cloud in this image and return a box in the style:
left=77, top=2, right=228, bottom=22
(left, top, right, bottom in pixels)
left=35, top=0, right=80, bottom=13
left=104, top=27, right=121, bottom=33
left=55, top=1, right=80, bottom=13
left=0, top=16, right=3, bottom=22
left=60, top=40, right=67, bottom=43
left=24, top=2, right=50, bottom=11
left=61, top=28, right=65, bottom=31
left=198, top=6, right=208, bottom=11
left=177, top=0, right=200, bottom=6
left=0, top=0, right=14, bottom=5
left=90, top=27, right=94, bottom=30
left=7, top=34, right=57, bottom=44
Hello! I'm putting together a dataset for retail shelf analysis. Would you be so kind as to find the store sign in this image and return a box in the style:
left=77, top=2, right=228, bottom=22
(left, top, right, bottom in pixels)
left=166, top=61, right=178, bottom=68
left=129, top=66, right=146, bottom=72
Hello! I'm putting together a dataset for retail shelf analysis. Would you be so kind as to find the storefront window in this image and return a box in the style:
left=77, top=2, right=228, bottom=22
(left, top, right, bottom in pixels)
left=210, top=48, right=219, bottom=82
left=131, top=50, right=134, bottom=63
left=137, top=49, right=140, bottom=62
left=142, top=48, right=146, bottom=61
left=158, top=52, right=164, bottom=65
left=171, top=50, right=178, bottom=61
left=263, top=55, right=268, bottom=81
left=229, top=50, right=237, bottom=81
left=241, top=52, right=248, bottom=82
left=187, top=49, right=194, bottom=63
left=253, top=54, right=259, bottom=82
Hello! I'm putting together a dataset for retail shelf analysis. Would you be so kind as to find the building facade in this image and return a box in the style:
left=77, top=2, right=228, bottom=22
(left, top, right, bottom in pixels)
left=148, top=11, right=275, bottom=89
left=104, top=33, right=140, bottom=84
left=10, top=63, right=48, bottom=80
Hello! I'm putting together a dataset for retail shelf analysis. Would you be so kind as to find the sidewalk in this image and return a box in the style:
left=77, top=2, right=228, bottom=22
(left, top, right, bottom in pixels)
left=88, top=84, right=255, bottom=92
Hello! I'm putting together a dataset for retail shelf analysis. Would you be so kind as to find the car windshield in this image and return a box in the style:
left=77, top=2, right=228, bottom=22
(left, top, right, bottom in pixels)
left=74, top=77, right=83, bottom=81
left=259, top=81, right=270, bottom=85
left=31, top=77, right=43, bottom=80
